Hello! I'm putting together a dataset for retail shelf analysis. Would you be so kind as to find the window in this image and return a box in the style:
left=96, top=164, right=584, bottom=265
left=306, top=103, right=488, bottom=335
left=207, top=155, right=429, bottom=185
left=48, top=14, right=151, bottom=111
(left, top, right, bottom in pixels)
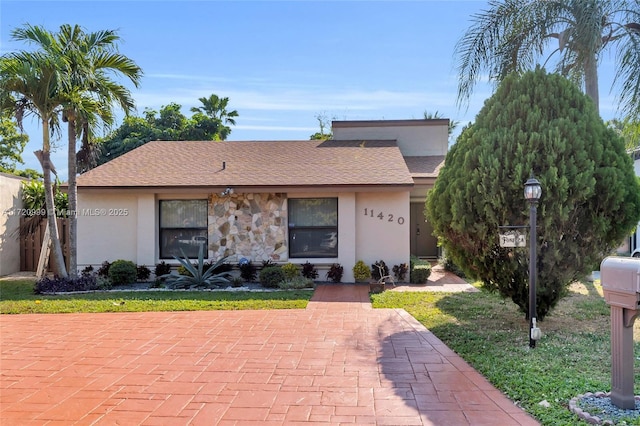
left=159, top=200, right=208, bottom=259
left=288, top=198, right=338, bottom=258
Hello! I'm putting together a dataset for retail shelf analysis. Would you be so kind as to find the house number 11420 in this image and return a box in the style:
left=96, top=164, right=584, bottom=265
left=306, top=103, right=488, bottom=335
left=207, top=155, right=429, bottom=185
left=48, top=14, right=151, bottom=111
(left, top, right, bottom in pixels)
left=363, top=208, right=405, bottom=225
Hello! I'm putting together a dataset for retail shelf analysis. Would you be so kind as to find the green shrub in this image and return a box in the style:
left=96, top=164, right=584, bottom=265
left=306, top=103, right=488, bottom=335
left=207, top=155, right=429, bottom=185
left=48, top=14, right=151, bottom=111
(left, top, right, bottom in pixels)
left=281, top=263, right=300, bottom=280
left=177, top=264, right=195, bottom=276
left=426, top=67, right=640, bottom=319
left=352, top=260, right=371, bottom=282
left=108, top=260, right=137, bottom=286
left=278, top=276, right=314, bottom=289
left=410, top=264, right=432, bottom=284
left=260, top=266, right=286, bottom=288
left=440, top=255, right=466, bottom=278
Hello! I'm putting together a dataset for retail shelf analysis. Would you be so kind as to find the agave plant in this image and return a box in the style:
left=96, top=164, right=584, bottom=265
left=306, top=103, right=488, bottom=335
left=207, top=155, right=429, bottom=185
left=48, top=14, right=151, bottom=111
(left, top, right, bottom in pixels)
left=161, top=244, right=230, bottom=289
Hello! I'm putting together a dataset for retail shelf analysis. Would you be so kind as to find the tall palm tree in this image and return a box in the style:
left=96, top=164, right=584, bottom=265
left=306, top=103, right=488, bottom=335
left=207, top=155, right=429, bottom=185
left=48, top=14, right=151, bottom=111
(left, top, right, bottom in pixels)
left=455, top=0, right=640, bottom=120
left=54, top=24, right=141, bottom=277
left=0, top=50, right=68, bottom=276
left=4, top=24, right=142, bottom=277
left=190, top=94, right=238, bottom=140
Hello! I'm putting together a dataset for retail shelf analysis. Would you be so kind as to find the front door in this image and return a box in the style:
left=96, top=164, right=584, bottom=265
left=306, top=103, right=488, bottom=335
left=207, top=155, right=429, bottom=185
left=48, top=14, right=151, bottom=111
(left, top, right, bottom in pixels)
left=410, top=202, right=438, bottom=258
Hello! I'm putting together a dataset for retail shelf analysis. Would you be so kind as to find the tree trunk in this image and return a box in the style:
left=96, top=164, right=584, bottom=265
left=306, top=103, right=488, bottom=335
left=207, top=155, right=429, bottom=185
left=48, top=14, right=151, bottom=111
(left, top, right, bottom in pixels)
left=36, top=119, right=68, bottom=278
left=584, top=53, right=600, bottom=115
left=67, top=112, right=77, bottom=277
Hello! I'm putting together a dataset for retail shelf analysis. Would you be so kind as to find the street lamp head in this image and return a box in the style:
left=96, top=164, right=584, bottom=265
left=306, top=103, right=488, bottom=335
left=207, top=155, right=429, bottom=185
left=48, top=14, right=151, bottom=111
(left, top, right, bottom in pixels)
left=524, top=177, right=542, bottom=202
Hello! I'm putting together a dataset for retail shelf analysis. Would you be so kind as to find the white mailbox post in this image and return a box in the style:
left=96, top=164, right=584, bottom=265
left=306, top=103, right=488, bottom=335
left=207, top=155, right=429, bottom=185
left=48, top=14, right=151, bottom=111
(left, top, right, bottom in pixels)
left=600, top=256, right=640, bottom=410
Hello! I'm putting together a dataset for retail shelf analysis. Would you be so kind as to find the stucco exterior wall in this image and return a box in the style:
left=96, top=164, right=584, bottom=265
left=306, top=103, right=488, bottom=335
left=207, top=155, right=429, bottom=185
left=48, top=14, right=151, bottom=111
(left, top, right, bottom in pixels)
left=355, top=191, right=411, bottom=277
left=77, top=193, right=139, bottom=267
left=77, top=189, right=410, bottom=282
left=0, top=173, right=26, bottom=276
left=333, top=122, right=448, bottom=156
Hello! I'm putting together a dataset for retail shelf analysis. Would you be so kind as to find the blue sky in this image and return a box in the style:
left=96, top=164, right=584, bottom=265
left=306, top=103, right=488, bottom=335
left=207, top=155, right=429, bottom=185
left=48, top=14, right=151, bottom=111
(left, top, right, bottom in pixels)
left=1, top=1, right=622, bottom=179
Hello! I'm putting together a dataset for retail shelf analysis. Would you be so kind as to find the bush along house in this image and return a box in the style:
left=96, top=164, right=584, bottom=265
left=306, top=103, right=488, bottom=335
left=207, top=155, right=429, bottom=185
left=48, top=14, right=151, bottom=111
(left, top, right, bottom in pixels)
left=75, top=119, right=448, bottom=282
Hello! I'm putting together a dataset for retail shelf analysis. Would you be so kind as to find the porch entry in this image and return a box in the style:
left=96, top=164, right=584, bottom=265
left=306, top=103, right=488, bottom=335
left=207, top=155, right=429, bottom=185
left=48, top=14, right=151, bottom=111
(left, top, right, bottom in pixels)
left=410, top=202, right=438, bottom=259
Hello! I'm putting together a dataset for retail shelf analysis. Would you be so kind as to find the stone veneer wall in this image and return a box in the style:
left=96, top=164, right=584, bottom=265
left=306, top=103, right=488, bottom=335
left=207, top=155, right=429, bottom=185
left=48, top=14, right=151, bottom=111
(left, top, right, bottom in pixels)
left=208, top=193, right=288, bottom=262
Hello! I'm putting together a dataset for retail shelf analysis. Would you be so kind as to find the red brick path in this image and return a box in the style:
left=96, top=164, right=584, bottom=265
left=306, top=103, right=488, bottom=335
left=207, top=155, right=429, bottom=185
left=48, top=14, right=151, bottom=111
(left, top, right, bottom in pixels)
left=0, top=285, right=539, bottom=425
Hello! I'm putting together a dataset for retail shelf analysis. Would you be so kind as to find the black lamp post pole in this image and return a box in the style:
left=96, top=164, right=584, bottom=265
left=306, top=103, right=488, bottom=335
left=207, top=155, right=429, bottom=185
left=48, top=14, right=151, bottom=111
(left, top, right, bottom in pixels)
left=528, top=198, right=538, bottom=349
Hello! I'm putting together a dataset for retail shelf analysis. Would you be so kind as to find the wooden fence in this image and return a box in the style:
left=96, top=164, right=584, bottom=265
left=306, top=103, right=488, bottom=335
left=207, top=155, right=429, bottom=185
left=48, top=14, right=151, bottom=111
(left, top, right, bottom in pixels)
left=20, top=217, right=70, bottom=274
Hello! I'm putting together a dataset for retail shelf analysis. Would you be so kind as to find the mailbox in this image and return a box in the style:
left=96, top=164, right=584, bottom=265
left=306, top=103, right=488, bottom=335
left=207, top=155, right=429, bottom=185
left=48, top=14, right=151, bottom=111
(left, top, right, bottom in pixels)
left=599, top=256, right=640, bottom=410
left=600, top=257, right=640, bottom=310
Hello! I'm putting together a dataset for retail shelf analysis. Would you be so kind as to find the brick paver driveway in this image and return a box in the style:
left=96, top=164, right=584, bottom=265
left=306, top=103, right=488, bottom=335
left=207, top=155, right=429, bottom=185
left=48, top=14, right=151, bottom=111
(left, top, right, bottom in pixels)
left=1, top=285, right=539, bottom=425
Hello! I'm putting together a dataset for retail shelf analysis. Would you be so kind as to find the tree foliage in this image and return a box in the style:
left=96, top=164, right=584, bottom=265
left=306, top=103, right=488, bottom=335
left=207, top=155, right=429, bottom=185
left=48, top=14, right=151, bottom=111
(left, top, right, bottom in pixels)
left=0, top=26, right=69, bottom=276
left=84, top=97, right=238, bottom=171
left=455, top=0, right=640, bottom=121
left=426, top=68, right=640, bottom=319
left=0, top=111, right=29, bottom=173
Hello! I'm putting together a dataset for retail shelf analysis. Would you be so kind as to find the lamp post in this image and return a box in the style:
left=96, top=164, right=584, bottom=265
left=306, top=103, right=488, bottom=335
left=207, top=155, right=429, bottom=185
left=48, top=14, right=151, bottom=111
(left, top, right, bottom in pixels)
left=524, top=177, right=542, bottom=348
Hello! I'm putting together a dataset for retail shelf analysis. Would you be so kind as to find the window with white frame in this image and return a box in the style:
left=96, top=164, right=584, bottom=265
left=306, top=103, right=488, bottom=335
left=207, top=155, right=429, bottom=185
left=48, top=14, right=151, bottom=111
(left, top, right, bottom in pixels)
left=288, top=198, right=338, bottom=258
left=159, top=200, right=208, bottom=259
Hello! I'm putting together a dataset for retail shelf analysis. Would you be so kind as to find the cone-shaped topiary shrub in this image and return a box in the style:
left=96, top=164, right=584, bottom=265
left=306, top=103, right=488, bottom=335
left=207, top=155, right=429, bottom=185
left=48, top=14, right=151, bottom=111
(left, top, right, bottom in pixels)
left=426, top=67, right=640, bottom=320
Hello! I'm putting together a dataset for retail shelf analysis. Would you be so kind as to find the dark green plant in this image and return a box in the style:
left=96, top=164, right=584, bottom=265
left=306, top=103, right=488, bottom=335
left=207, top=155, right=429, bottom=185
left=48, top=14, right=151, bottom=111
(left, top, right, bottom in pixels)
left=80, top=265, right=94, bottom=278
left=238, top=259, right=257, bottom=282
left=281, top=263, right=300, bottom=280
left=440, top=255, right=466, bottom=279
left=371, top=260, right=389, bottom=282
left=208, top=262, right=232, bottom=275
left=352, top=260, right=371, bottom=282
left=410, top=265, right=431, bottom=284
left=97, top=261, right=111, bottom=277
left=301, top=261, right=318, bottom=280
left=34, top=275, right=100, bottom=293
left=108, top=260, right=137, bottom=286
left=261, top=259, right=277, bottom=268
left=161, top=245, right=230, bottom=289
left=326, top=263, right=344, bottom=283
left=154, top=261, right=171, bottom=277
left=259, top=266, right=286, bottom=288
left=136, top=265, right=151, bottom=281
left=426, top=68, right=640, bottom=320
left=392, top=263, right=409, bottom=281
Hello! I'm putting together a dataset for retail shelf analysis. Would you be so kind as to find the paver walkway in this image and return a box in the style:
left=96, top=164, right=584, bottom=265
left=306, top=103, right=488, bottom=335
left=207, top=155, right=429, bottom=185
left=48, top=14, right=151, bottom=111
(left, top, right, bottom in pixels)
left=0, top=285, right=539, bottom=425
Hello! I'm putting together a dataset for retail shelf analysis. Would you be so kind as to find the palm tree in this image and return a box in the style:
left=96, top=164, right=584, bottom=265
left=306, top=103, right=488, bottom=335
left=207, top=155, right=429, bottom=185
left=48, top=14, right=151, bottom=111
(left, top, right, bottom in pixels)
left=423, top=110, right=459, bottom=136
left=455, top=0, right=640, bottom=120
left=190, top=94, right=238, bottom=140
left=0, top=50, right=68, bottom=276
left=3, top=24, right=142, bottom=277
left=50, top=25, right=141, bottom=277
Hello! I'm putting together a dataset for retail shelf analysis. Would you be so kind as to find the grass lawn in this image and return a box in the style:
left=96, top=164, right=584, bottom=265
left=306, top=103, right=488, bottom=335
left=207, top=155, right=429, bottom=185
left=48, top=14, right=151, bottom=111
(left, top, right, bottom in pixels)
left=0, top=279, right=312, bottom=314
left=372, top=281, right=640, bottom=425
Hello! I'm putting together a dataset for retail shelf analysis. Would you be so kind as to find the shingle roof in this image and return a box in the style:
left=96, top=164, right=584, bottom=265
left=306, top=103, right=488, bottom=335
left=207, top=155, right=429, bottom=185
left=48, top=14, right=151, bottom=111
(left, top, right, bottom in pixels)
left=76, top=139, right=417, bottom=188
left=404, top=156, right=445, bottom=178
